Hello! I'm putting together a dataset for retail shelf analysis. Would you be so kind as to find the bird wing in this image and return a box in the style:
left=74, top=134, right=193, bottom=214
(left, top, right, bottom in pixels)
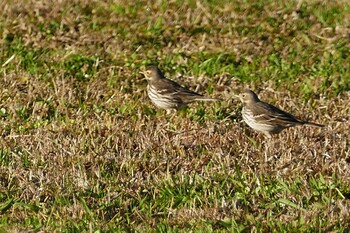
left=158, top=78, right=203, bottom=100
left=253, top=102, right=304, bottom=127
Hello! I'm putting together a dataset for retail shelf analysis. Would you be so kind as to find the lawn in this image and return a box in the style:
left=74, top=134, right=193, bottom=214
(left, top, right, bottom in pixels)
left=0, top=0, right=350, bottom=232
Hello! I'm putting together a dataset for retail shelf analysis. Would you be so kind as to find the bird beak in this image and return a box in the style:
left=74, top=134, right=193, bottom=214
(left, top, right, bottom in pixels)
left=139, top=71, right=146, bottom=79
left=233, top=94, right=240, bottom=98
left=234, top=94, right=243, bottom=102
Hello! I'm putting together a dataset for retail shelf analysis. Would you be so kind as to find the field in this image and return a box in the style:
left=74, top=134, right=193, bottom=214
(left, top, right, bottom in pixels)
left=0, top=0, right=350, bottom=232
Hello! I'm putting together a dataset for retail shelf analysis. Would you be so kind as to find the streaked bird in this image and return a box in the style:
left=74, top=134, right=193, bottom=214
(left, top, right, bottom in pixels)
left=237, top=89, right=324, bottom=138
left=140, top=65, right=220, bottom=113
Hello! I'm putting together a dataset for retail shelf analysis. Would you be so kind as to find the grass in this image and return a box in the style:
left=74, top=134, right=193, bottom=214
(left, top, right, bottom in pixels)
left=0, top=0, right=350, bottom=232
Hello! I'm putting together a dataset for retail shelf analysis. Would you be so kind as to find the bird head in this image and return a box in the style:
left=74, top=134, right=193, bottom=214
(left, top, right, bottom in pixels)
left=237, top=89, right=260, bottom=105
left=140, top=65, right=164, bottom=81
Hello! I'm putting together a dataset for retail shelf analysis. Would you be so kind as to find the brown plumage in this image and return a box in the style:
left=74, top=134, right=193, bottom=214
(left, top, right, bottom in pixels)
left=140, top=65, right=221, bottom=113
left=237, top=89, right=324, bottom=138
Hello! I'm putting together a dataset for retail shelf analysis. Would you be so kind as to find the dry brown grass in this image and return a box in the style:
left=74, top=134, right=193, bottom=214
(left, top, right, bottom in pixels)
left=0, top=0, right=350, bottom=232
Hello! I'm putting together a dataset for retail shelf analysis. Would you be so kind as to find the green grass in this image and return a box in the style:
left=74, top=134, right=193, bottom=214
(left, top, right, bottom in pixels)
left=0, top=0, right=350, bottom=232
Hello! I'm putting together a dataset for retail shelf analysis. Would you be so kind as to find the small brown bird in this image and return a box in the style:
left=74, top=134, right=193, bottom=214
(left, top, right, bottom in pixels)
left=237, top=89, right=324, bottom=138
left=140, top=65, right=220, bottom=113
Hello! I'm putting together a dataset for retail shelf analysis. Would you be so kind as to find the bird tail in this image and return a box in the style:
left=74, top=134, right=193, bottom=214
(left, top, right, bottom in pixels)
left=194, top=97, right=222, bottom=102
left=304, top=122, right=324, bottom=127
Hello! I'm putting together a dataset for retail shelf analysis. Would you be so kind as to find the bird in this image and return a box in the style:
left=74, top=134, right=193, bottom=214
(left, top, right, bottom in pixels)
left=140, top=65, right=221, bottom=114
left=237, top=89, right=324, bottom=138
